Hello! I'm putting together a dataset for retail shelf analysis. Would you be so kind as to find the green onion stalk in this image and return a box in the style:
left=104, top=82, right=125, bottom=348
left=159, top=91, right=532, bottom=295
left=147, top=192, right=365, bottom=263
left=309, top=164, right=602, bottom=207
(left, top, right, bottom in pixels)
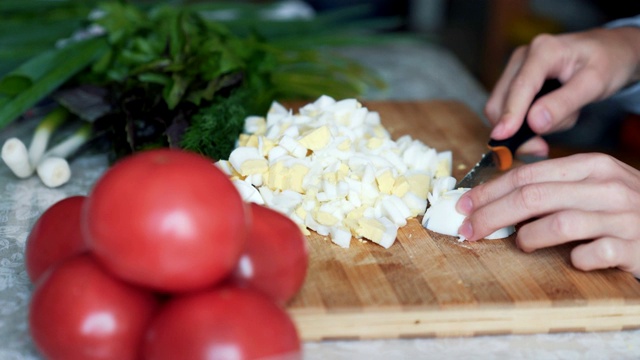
left=36, top=122, right=93, bottom=188
left=1, top=109, right=92, bottom=187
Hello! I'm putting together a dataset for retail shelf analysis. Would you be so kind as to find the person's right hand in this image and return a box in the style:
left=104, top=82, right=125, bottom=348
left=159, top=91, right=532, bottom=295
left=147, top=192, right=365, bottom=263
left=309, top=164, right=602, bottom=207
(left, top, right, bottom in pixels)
left=485, top=26, right=640, bottom=156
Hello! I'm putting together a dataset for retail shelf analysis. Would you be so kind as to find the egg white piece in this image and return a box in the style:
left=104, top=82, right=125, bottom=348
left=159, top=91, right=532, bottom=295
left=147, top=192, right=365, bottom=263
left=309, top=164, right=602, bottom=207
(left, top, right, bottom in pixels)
left=422, top=187, right=515, bottom=241
left=232, top=179, right=265, bottom=205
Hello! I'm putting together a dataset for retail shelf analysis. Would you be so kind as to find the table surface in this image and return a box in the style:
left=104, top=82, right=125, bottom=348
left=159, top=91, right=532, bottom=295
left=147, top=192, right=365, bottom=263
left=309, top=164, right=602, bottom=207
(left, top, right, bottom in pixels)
left=1, top=42, right=639, bottom=359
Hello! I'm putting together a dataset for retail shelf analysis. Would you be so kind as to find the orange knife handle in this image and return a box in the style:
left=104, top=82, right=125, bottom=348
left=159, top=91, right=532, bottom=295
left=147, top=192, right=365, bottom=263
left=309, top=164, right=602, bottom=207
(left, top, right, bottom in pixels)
left=488, top=145, right=515, bottom=171
left=487, top=79, right=562, bottom=170
left=487, top=122, right=534, bottom=170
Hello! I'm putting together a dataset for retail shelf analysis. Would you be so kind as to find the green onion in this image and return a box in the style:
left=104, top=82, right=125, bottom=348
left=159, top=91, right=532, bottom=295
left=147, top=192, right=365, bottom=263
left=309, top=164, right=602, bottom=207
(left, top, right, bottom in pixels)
left=36, top=157, right=71, bottom=188
left=35, top=122, right=93, bottom=188
left=42, top=122, right=92, bottom=159
left=27, top=106, right=70, bottom=166
left=0, top=36, right=108, bottom=130
left=1, top=137, right=32, bottom=178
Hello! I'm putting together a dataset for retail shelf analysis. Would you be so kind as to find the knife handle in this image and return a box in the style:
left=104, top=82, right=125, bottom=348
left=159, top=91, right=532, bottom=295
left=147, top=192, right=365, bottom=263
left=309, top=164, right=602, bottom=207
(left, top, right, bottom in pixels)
left=488, top=78, right=562, bottom=170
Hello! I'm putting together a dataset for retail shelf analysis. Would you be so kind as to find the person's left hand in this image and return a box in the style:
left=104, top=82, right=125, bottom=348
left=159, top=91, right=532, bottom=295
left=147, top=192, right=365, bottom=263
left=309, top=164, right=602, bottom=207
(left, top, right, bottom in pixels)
left=456, top=153, right=640, bottom=277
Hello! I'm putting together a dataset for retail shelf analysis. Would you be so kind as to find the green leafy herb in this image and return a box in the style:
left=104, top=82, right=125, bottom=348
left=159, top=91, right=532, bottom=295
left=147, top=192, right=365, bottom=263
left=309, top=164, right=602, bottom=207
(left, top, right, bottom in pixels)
left=181, top=87, right=251, bottom=161
left=0, top=0, right=394, bottom=162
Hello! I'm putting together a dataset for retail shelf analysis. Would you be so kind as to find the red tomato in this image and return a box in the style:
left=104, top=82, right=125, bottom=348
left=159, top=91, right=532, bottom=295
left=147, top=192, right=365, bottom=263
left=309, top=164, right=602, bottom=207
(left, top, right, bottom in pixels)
left=230, top=203, right=308, bottom=304
left=29, top=254, right=159, bottom=360
left=83, top=149, right=248, bottom=292
left=25, top=195, right=87, bottom=283
left=143, top=286, right=301, bottom=360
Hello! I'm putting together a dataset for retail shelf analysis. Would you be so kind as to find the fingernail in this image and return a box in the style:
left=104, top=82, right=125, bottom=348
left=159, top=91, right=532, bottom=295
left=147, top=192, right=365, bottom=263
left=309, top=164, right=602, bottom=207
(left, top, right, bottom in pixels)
left=458, top=219, right=473, bottom=240
left=456, top=195, right=473, bottom=215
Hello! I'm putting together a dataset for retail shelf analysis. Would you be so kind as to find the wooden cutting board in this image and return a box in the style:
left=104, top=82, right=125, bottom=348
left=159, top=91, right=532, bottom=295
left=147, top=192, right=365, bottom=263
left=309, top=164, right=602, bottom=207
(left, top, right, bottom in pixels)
left=285, top=100, right=640, bottom=340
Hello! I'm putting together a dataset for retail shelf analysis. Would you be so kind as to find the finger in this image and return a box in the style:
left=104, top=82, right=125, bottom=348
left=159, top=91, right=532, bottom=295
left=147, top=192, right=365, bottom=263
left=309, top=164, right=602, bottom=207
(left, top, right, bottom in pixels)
left=571, top=237, right=640, bottom=278
left=463, top=181, right=621, bottom=241
left=516, top=210, right=640, bottom=253
left=490, top=36, right=568, bottom=140
left=458, top=155, right=593, bottom=215
left=526, top=70, right=605, bottom=134
left=485, top=47, right=528, bottom=125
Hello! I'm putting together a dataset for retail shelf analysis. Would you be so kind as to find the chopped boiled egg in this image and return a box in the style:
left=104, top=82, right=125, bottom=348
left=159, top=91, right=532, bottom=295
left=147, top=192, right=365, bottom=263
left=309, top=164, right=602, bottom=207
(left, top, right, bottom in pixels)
left=223, top=95, right=454, bottom=248
left=422, top=177, right=515, bottom=241
left=244, top=116, right=267, bottom=134
left=232, top=179, right=265, bottom=205
left=228, top=147, right=268, bottom=177
left=299, top=125, right=331, bottom=151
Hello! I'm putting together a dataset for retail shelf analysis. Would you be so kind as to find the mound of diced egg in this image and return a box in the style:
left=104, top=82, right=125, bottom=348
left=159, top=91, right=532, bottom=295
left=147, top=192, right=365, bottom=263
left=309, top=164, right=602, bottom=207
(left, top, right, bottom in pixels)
left=216, top=95, right=452, bottom=249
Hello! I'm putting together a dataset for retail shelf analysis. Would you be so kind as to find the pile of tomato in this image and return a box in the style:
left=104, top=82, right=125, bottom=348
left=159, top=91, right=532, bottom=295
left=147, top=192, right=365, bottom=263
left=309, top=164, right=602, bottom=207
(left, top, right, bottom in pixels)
left=25, top=149, right=309, bottom=360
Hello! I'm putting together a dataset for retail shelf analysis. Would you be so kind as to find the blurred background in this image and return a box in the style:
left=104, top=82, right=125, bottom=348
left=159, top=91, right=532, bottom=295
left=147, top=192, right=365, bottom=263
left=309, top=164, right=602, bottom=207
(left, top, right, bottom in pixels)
left=302, top=0, right=640, bottom=90
left=298, top=0, right=640, bottom=159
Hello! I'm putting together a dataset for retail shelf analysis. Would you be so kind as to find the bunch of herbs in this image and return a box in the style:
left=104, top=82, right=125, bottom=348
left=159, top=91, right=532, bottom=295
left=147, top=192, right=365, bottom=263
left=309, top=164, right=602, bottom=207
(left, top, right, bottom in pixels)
left=0, top=0, right=395, bottom=162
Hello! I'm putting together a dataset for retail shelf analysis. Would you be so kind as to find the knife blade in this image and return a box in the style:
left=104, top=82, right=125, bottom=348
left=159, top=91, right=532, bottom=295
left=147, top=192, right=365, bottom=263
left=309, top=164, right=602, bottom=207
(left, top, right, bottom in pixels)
left=456, top=79, right=562, bottom=188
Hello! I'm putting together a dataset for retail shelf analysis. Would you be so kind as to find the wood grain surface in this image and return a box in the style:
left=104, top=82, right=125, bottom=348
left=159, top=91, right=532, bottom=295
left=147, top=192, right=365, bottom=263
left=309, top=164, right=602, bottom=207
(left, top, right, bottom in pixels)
left=285, top=100, right=640, bottom=340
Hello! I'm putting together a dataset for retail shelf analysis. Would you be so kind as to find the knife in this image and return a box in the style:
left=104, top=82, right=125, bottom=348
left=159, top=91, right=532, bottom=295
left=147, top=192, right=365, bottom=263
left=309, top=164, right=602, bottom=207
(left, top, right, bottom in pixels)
left=456, top=79, right=562, bottom=188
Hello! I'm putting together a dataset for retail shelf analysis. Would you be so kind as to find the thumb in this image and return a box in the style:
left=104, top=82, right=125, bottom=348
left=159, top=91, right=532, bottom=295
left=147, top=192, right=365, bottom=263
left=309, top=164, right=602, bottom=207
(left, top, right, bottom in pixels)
left=515, top=136, right=549, bottom=158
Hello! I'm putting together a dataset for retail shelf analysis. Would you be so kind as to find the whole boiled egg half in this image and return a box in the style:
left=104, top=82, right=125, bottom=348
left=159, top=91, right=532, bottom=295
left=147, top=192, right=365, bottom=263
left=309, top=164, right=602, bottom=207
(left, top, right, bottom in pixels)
left=421, top=177, right=515, bottom=241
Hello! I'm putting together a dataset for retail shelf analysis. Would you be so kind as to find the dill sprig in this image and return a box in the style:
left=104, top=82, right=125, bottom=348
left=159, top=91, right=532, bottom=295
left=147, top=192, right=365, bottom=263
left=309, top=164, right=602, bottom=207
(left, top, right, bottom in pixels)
left=180, top=88, right=250, bottom=161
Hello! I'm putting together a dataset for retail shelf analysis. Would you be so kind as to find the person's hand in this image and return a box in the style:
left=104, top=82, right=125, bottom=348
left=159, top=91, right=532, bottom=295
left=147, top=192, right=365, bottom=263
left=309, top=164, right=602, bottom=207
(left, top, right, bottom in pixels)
left=485, top=26, right=640, bottom=156
left=456, top=153, right=640, bottom=277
